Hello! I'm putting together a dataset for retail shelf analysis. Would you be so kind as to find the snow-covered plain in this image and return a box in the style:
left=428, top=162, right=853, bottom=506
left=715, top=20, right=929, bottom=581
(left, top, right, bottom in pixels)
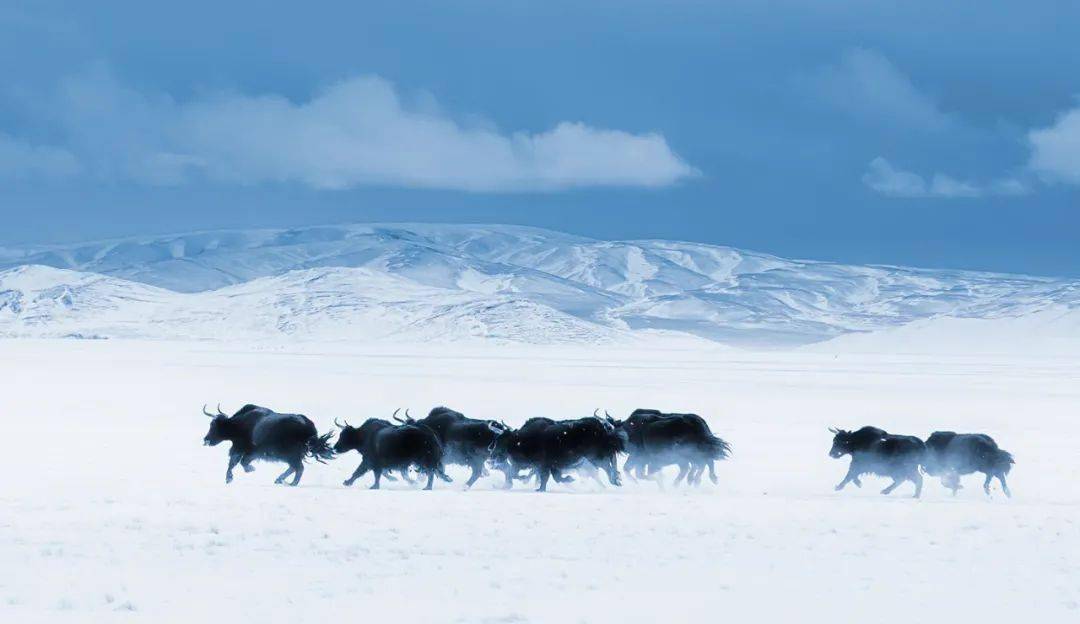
left=2, top=338, right=1078, bottom=623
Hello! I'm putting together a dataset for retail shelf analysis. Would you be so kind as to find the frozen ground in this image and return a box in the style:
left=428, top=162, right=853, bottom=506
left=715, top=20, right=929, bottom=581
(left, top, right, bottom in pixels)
left=1, top=339, right=1078, bottom=623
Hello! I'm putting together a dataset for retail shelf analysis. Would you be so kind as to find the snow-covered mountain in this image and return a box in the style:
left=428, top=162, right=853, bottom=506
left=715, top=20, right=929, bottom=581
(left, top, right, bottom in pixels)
left=2, top=223, right=1078, bottom=347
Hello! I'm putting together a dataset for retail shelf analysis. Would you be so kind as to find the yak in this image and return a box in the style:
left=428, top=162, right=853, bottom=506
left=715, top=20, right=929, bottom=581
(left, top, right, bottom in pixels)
left=202, top=403, right=334, bottom=486
left=491, top=414, right=626, bottom=492
left=612, top=409, right=731, bottom=487
left=396, top=407, right=510, bottom=488
left=923, top=431, right=1014, bottom=497
left=828, top=426, right=925, bottom=498
left=333, top=417, right=451, bottom=490
left=489, top=417, right=569, bottom=489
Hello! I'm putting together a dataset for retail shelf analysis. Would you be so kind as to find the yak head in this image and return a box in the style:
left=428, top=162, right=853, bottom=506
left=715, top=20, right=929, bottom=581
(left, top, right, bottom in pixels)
left=827, top=428, right=855, bottom=458
left=486, top=420, right=513, bottom=461
left=828, top=426, right=887, bottom=458
left=333, top=418, right=364, bottom=454
left=202, top=404, right=232, bottom=446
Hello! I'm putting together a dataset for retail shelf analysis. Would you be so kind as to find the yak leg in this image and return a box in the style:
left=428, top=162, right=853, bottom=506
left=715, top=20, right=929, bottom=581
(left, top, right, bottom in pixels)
left=943, top=472, right=962, bottom=495
left=646, top=464, right=666, bottom=490
left=911, top=471, right=923, bottom=499
left=603, top=457, right=621, bottom=487
left=288, top=460, right=304, bottom=486
left=274, top=465, right=294, bottom=484
left=881, top=478, right=902, bottom=495
left=997, top=472, right=1012, bottom=498
left=707, top=461, right=718, bottom=485
left=370, top=468, right=383, bottom=490
left=343, top=462, right=370, bottom=487
left=552, top=469, right=575, bottom=484
left=537, top=467, right=552, bottom=492
left=688, top=463, right=704, bottom=486
left=834, top=463, right=861, bottom=491
left=623, top=456, right=640, bottom=482
left=983, top=472, right=994, bottom=496
left=496, top=463, right=517, bottom=489
left=241, top=455, right=256, bottom=473
left=673, top=462, right=691, bottom=487
left=423, top=469, right=435, bottom=491
left=465, top=461, right=485, bottom=488
left=225, top=451, right=243, bottom=484
left=589, top=466, right=608, bottom=489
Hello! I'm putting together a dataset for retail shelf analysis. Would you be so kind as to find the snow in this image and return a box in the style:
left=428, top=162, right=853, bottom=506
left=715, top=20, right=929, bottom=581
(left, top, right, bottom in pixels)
left=2, top=338, right=1078, bottom=622
left=4, top=223, right=1079, bottom=347
left=807, top=306, right=1080, bottom=356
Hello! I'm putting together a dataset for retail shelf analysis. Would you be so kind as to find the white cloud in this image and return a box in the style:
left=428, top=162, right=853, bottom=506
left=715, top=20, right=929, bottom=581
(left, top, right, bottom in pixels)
left=801, top=48, right=951, bottom=131
left=863, top=157, right=1027, bottom=199
left=0, top=134, right=81, bottom=179
left=1028, top=105, right=1080, bottom=184
left=0, top=68, right=697, bottom=191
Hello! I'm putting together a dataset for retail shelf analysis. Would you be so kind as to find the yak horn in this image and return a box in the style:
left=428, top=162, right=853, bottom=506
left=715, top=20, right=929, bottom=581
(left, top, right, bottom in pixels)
left=828, top=427, right=839, bottom=434
left=593, top=408, right=600, bottom=418
left=217, top=403, right=226, bottom=416
left=203, top=404, right=215, bottom=418
left=334, top=417, right=349, bottom=429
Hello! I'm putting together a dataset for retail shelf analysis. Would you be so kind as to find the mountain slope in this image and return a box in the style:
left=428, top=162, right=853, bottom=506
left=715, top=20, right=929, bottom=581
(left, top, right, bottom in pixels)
left=0, top=265, right=642, bottom=345
left=2, top=223, right=1078, bottom=347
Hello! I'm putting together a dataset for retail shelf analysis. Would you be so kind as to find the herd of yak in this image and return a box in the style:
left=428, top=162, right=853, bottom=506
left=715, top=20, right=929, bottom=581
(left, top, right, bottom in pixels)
left=201, top=404, right=1015, bottom=498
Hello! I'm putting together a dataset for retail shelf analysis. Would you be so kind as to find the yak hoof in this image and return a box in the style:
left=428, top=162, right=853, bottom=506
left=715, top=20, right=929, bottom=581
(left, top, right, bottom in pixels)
left=369, top=483, right=380, bottom=490
left=243, top=465, right=255, bottom=473
left=834, top=483, right=844, bottom=491
left=225, top=475, right=234, bottom=484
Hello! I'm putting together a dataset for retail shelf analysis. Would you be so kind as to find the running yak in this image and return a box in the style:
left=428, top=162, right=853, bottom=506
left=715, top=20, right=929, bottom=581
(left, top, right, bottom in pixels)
left=828, top=426, right=925, bottom=498
left=612, top=409, right=731, bottom=487
left=490, top=414, right=627, bottom=492
left=922, top=431, right=1014, bottom=497
left=395, top=407, right=510, bottom=488
left=202, top=404, right=334, bottom=486
left=333, top=416, right=451, bottom=490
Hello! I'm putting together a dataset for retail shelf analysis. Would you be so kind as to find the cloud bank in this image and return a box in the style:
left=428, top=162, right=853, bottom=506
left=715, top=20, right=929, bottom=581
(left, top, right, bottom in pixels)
left=1, top=69, right=697, bottom=191
left=1028, top=105, right=1080, bottom=185
left=863, top=157, right=1027, bottom=199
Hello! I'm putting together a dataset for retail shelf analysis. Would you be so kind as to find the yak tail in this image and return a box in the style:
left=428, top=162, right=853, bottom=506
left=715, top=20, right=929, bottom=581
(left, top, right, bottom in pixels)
left=306, top=432, right=336, bottom=464
left=701, top=436, right=732, bottom=461
left=994, top=449, right=1015, bottom=475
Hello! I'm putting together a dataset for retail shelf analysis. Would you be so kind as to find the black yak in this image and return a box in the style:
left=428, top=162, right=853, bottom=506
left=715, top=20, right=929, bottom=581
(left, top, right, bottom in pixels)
left=923, top=431, right=1014, bottom=497
left=202, top=404, right=334, bottom=486
left=489, top=417, right=560, bottom=489
left=828, top=426, right=925, bottom=498
left=612, top=409, right=731, bottom=487
left=333, top=417, right=451, bottom=490
left=491, top=415, right=626, bottom=492
left=396, top=407, right=509, bottom=488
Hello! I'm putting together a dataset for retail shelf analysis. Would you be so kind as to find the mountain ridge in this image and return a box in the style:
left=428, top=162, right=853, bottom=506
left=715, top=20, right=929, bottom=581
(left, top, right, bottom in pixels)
left=2, top=223, right=1078, bottom=347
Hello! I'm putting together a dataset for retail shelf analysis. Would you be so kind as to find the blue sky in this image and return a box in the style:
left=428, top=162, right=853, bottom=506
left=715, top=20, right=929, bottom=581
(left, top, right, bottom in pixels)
left=2, top=1, right=1079, bottom=275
